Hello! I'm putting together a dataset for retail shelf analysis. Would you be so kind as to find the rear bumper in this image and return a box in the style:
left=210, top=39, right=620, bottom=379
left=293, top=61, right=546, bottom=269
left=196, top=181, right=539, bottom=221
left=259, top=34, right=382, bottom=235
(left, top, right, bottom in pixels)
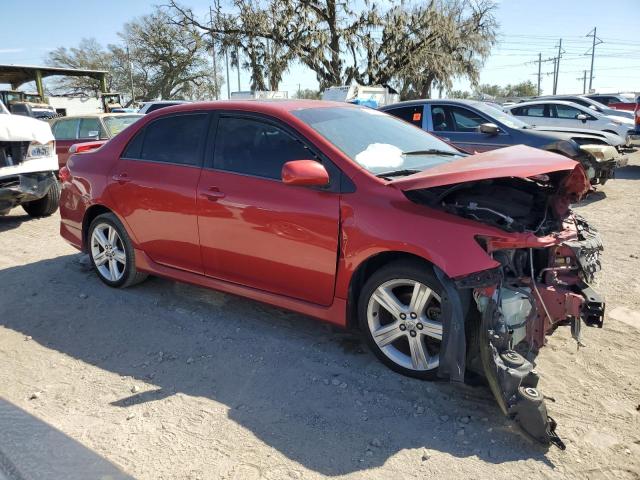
left=60, top=221, right=83, bottom=251
left=0, top=172, right=57, bottom=210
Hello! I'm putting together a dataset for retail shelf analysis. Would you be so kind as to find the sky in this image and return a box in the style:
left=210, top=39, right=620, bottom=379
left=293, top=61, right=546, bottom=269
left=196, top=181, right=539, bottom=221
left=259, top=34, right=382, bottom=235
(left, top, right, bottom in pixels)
left=1, top=0, right=638, bottom=98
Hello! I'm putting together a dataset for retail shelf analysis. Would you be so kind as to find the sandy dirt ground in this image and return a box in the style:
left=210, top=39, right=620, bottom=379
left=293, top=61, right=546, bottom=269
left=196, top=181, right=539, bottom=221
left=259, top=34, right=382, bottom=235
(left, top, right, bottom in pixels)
left=1, top=155, right=639, bottom=480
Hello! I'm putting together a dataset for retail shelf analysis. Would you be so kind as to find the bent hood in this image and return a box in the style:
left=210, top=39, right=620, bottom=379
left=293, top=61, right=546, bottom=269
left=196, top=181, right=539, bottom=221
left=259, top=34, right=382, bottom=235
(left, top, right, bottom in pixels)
left=389, top=145, right=585, bottom=193
left=0, top=113, right=54, bottom=144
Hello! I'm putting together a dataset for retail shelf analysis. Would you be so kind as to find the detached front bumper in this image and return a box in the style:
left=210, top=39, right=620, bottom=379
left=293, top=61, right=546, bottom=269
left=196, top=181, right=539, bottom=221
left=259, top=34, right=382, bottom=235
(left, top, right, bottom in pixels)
left=0, top=172, right=57, bottom=211
left=627, top=129, right=640, bottom=147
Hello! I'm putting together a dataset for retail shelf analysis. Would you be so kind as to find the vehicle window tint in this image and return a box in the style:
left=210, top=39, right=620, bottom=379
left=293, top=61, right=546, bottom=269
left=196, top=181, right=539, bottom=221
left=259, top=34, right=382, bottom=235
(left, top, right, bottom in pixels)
left=78, top=118, right=104, bottom=139
left=146, top=103, right=177, bottom=113
left=122, top=130, right=145, bottom=159
left=53, top=119, right=80, bottom=140
left=214, top=116, right=311, bottom=179
left=554, top=104, right=582, bottom=119
left=140, top=114, right=208, bottom=165
left=385, top=105, right=424, bottom=127
left=431, top=106, right=454, bottom=131
left=522, top=105, right=545, bottom=117
left=448, top=106, right=487, bottom=132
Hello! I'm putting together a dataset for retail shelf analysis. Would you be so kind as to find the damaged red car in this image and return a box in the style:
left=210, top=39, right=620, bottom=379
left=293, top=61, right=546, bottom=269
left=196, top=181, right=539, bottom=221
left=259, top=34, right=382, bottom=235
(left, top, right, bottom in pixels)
left=59, top=101, right=604, bottom=448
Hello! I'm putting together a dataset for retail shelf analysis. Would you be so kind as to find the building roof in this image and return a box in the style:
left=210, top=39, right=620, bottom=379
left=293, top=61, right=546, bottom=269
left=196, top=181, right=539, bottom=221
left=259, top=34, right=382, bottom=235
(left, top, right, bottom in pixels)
left=0, top=64, right=107, bottom=89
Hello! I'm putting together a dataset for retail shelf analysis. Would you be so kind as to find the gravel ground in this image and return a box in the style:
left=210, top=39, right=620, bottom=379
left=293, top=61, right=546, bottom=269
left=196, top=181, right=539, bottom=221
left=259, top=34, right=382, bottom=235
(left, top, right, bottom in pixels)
left=1, top=154, right=639, bottom=480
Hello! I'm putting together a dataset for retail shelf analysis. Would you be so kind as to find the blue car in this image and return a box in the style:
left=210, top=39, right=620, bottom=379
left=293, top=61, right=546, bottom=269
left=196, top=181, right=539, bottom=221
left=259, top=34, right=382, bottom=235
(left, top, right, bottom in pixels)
left=380, top=99, right=629, bottom=185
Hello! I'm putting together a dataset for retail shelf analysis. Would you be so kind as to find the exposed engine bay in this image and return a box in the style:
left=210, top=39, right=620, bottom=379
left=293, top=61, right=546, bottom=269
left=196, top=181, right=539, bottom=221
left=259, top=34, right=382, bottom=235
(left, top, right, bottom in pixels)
left=407, top=169, right=605, bottom=449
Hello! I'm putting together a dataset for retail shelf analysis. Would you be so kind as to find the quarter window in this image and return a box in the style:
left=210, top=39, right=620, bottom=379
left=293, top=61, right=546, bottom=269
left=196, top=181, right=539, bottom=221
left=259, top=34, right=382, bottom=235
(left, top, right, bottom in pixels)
left=52, top=119, right=80, bottom=140
left=78, top=118, right=105, bottom=139
left=213, top=116, right=311, bottom=180
left=139, top=114, right=208, bottom=166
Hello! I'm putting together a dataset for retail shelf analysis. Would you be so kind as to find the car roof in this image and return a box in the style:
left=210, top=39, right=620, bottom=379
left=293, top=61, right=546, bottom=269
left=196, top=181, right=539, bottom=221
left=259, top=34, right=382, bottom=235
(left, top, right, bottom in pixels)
left=505, top=99, right=589, bottom=109
left=142, top=99, right=358, bottom=118
left=140, top=100, right=191, bottom=105
left=53, top=113, right=143, bottom=120
left=380, top=99, right=486, bottom=109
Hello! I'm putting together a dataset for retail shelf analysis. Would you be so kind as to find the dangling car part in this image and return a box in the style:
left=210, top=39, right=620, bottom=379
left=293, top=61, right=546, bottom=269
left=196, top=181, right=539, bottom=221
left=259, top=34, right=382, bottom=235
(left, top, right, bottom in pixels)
left=396, top=148, right=604, bottom=448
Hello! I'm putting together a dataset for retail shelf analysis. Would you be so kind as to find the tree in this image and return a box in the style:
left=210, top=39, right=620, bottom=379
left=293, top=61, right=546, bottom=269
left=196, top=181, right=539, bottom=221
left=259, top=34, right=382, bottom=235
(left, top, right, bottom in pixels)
left=45, top=8, right=223, bottom=102
left=446, top=89, right=471, bottom=99
left=169, top=0, right=497, bottom=95
left=474, top=80, right=538, bottom=99
left=294, top=88, right=321, bottom=99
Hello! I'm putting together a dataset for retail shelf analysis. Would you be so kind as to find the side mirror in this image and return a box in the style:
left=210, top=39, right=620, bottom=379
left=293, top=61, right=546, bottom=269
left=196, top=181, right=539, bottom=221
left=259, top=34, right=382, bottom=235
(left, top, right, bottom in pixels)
left=576, top=114, right=588, bottom=122
left=479, top=123, right=500, bottom=135
left=281, top=160, right=330, bottom=187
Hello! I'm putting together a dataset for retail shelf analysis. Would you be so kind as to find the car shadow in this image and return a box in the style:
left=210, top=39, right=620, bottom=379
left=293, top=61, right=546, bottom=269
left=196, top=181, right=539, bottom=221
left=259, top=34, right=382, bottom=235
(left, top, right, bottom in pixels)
left=0, top=211, right=31, bottom=233
left=0, top=254, right=556, bottom=476
left=614, top=164, right=640, bottom=180
left=0, top=398, right=133, bottom=479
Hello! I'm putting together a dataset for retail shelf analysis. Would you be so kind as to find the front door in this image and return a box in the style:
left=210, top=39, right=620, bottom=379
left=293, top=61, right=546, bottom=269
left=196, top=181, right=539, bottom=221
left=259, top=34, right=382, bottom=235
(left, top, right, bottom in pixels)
left=108, top=112, right=210, bottom=274
left=197, top=114, right=340, bottom=306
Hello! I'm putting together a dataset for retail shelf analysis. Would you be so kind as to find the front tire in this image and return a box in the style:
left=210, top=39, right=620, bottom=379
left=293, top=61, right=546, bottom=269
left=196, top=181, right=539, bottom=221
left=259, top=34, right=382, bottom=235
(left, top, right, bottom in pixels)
left=358, top=260, right=445, bottom=380
left=88, top=213, right=147, bottom=288
left=22, top=181, right=60, bottom=217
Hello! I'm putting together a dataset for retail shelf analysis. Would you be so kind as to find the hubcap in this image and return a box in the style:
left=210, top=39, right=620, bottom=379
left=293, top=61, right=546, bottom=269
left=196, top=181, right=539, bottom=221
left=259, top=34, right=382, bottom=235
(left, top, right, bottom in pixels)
left=367, top=278, right=443, bottom=371
left=90, top=223, right=126, bottom=282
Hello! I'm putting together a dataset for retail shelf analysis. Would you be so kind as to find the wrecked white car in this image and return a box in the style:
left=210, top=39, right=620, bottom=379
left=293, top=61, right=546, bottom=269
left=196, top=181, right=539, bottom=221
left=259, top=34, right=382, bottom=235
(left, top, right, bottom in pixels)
left=0, top=100, right=60, bottom=217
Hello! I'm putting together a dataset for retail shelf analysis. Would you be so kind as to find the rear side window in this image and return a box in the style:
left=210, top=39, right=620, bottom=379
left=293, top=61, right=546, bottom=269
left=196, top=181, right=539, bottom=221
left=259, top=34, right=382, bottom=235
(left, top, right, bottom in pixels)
left=385, top=105, right=424, bottom=127
left=514, top=105, right=545, bottom=117
left=78, top=118, right=105, bottom=139
left=139, top=114, right=208, bottom=166
left=213, top=116, right=311, bottom=180
left=53, top=119, right=80, bottom=140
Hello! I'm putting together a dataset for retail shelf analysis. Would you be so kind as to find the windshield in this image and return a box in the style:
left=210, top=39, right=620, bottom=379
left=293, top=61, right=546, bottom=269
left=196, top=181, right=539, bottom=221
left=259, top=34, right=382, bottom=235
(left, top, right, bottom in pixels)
left=0, top=100, right=8, bottom=114
left=103, top=115, right=143, bottom=136
left=472, top=102, right=530, bottom=129
left=291, top=106, right=464, bottom=175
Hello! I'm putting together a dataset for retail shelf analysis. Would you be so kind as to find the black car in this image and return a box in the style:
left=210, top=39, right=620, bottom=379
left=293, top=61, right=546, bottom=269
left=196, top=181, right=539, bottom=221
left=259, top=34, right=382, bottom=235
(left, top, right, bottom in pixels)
left=380, top=99, right=629, bottom=185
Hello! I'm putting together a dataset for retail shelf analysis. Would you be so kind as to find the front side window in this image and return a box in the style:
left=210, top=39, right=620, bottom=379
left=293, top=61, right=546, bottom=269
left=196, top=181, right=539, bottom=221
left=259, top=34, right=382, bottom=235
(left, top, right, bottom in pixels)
left=448, top=106, right=487, bottom=132
left=213, top=116, right=311, bottom=179
left=140, top=114, right=208, bottom=166
left=292, top=106, right=464, bottom=175
left=52, top=119, right=80, bottom=140
left=553, top=104, right=585, bottom=119
left=431, top=106, right=454, bottom=131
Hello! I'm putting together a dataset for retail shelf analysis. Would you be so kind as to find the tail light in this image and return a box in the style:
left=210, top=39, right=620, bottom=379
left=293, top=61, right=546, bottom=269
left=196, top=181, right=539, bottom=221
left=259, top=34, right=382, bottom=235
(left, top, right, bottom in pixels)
left=59, top=166, right=71, bottom=183
left=69, top=140, right=106, bottom=154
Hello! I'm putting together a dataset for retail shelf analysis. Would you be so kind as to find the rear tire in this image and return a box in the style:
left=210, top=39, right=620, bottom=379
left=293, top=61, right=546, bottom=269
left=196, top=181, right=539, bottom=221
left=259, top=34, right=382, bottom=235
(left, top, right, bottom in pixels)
left=88, top=213, right=148, bottom=288
left=22, top=181, right=60, bottom=217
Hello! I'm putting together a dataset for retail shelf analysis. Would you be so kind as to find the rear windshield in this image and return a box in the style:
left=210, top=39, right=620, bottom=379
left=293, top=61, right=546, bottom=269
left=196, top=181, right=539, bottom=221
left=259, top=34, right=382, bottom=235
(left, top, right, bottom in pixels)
left=103, top=115, right=143, bottom=137
left=291, top=106, right=464, bottom=175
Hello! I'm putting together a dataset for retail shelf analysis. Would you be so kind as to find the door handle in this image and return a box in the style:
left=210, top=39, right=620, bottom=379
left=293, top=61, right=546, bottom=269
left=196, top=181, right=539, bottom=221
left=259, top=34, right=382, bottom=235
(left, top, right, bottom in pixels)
left=200, top=186, right=226, bottom=201
left=112, top=173, right=131, bottom=184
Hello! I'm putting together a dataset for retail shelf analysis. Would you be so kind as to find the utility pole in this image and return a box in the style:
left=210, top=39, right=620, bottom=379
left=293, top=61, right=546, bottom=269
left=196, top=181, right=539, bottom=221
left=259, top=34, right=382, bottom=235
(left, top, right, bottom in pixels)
left=578, top=70, right=588, bottom=94
left=553, top=39, right=563, bottom=95
left=126, top=45, right=135, bottom=106
left=236, top=46, right=241, bottom=91
left=225, top=49, right=231, bottom=99
left=586, top=27, right=603, bottom=93
left=209, top=6, right=219, bottom=100
left=552, top=57, right=557, bottom=95
left=536, top=53, right=542, bottom=96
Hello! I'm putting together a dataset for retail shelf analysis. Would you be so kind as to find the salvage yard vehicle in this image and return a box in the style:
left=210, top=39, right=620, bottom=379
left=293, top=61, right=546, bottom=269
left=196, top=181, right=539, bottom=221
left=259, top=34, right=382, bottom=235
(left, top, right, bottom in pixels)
left=49, top=113, right=143, bottom=168
left=380, top=99, right=629, bottom=185
left=0, top=100, right=60, bottom=217
left=59, top=100, right=606, bottom=448
left=586, top=93, right=637, bottom=111
left=504, top=100, right=636, bottom=142
left=533, top=94, right=634, bottom=120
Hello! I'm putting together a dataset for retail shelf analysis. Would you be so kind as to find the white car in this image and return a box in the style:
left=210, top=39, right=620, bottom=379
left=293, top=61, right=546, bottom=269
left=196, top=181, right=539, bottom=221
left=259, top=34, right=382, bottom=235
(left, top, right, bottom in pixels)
left=505, top=100, right=635, bottom=142
left=0, top=100, right=60, bottom=217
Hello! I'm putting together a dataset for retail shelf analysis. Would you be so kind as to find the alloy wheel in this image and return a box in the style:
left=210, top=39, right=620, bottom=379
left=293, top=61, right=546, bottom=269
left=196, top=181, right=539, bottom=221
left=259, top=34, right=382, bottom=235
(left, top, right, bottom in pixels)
left=90, top=223, right=127, bottom=282
left=367, top=278, right=443, bottom=371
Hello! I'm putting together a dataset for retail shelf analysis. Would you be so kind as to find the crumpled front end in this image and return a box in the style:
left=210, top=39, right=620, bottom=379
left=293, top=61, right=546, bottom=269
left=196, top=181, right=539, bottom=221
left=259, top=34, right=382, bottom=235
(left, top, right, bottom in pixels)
left=467, top=215, right=604, bottom=449
left=578, top=143, right=627, bottom=185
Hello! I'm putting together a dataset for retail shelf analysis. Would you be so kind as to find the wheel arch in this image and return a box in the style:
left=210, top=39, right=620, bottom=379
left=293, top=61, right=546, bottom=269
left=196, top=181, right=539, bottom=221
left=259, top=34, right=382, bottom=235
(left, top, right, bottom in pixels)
left=345, top=251, right=436, bottom=330
left=81, top=204, right=132, bottom=251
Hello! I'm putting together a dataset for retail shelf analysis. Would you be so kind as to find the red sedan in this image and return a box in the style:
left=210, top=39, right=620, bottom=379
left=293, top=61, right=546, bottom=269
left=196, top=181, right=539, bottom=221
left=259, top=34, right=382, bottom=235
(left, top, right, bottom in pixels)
left=59, top=100, right=604, bottom=448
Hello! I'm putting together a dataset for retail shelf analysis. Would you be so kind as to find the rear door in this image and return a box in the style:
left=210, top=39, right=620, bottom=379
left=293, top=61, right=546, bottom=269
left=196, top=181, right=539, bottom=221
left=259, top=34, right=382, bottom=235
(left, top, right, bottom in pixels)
left=108, top=112, right=210, bottom=274
left=196, top=113, right=340, bottom=306
left=51, top=118, right=80, bottom=168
